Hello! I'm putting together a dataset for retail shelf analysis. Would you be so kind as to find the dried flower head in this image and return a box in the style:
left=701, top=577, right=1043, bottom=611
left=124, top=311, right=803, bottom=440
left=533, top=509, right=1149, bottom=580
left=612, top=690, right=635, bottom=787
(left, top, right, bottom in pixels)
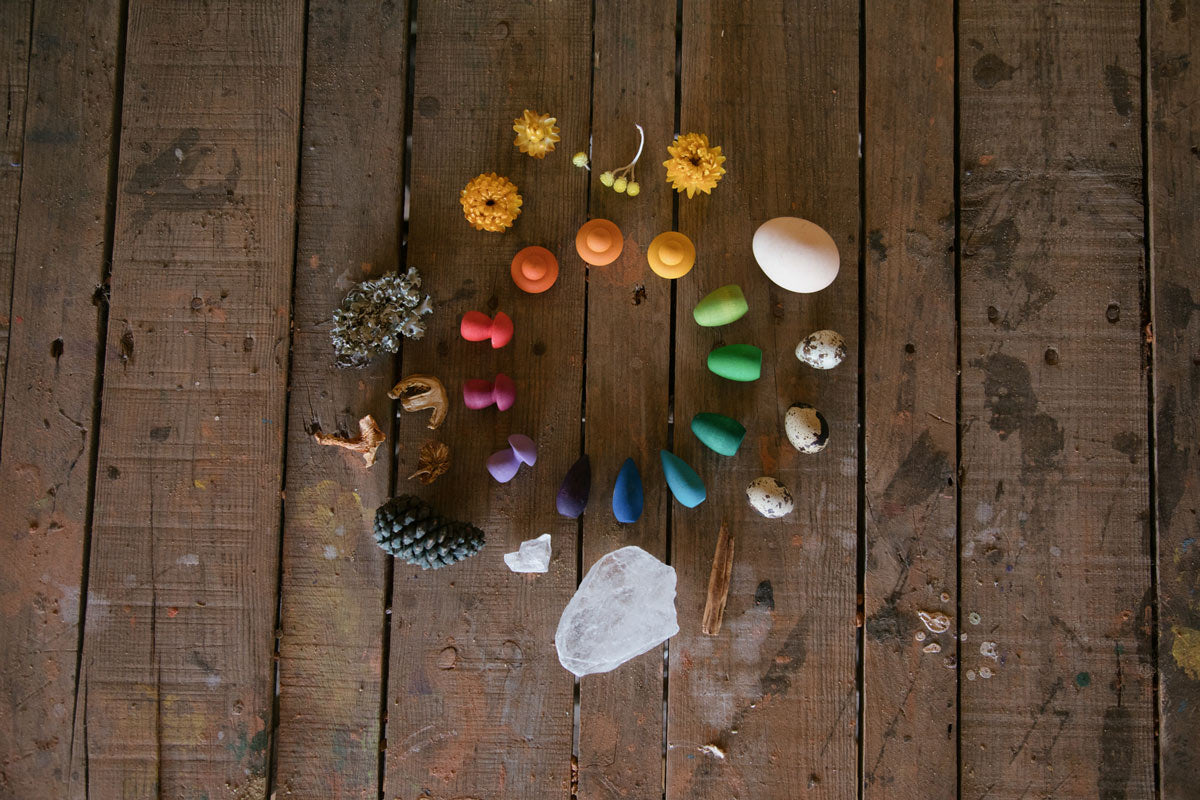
left=460, top=172, right=523, bottom=232
left=314, top=415, right=386, bottom=467
left=513, top=109, right=561, bottom=158
left=331, top=268, right=433, bottom=368
left=663, top=132, right=726, bottom=198
left=409, top=441, right=451, bottom=484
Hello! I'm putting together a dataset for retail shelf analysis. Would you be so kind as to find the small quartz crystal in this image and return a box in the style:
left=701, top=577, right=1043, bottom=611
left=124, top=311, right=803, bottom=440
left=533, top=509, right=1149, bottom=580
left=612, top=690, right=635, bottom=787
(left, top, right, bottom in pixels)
left=504, top=534, right=551, bottom=574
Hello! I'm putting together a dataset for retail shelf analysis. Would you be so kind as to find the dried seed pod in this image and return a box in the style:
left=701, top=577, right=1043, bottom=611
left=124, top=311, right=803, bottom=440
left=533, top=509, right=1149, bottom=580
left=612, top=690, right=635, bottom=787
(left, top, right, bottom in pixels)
left=314, top=415, right=385, bottom=467
left=389, top=374, right=449, bottom=429
left=408, top=441, right=450, bottom=484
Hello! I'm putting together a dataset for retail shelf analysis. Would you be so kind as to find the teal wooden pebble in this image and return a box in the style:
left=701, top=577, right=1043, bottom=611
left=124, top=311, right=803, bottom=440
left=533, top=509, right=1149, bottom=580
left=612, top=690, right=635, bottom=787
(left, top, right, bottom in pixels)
left=660, top=450, right=706, bottom=508
left=707, top=344, right=762, bottom=382
left=691, top=412, right=745, bottom=456
left=693, top=284, right=748, bottom=327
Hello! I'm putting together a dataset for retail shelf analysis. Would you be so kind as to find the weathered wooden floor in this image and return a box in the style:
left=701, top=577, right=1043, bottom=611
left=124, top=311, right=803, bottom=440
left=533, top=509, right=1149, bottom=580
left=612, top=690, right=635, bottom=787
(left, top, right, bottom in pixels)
left=0, top=1, right=1196, bottom=798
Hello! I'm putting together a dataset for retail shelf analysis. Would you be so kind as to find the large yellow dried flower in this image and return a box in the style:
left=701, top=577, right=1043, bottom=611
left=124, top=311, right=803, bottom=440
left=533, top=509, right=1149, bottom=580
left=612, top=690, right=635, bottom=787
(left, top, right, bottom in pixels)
left=663, top=132, right=726, bottom=198
left=513, top=109, right=560, bottom=158
left=460, top=173, right=522, bottom=232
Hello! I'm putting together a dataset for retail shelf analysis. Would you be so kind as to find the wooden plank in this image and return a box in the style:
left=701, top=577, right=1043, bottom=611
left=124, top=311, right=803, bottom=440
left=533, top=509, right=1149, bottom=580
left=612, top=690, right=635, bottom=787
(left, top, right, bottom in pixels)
left=74, top=2, right=304, bottom=797
left=861, top=2, right=957, bottom=798
left=381, top=2, right=590, bottom=797
left=1149, top=1, right=1200, bottom=795
left=667, top=1, right=860, bottom=797
left=0, top=0, right=121, bottom=795
left=958, top=2, right=1154, bottom=797
left=576, top=0, right=676, bottom=795
left=0, top=0, right=32, bottom=433
left=271, top=1, right=408, bottom=797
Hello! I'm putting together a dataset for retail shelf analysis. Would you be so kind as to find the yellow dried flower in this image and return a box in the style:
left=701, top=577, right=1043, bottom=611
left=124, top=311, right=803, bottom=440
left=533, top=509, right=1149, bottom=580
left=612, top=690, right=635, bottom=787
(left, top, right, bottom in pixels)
left=513, top=109, right=561, bottom=158
left=460, top=173, right=523, bottom=232
left=663, top=132, right=727, bottom=198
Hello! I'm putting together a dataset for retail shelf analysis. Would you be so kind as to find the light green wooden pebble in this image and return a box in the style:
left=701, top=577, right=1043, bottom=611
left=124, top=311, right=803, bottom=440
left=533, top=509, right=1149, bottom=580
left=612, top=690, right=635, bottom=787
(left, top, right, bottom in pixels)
left=693, top=284, right=748, bottom=327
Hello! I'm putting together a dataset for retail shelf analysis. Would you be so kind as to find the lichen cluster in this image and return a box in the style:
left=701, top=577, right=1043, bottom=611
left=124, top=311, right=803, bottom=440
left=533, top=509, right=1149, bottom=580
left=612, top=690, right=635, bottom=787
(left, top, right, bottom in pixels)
left=330, top=268, right=433, bottom=368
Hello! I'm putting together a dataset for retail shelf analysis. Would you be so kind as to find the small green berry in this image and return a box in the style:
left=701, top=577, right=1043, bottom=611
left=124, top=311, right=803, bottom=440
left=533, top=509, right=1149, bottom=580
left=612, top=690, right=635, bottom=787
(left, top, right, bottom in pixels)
left=599, top=171, right=615, bottom=187
left=626, top=181, right=640, bottom=197
left=572, top=151, right=589, bottom=168
left=613, top=176, right=628, bottom=193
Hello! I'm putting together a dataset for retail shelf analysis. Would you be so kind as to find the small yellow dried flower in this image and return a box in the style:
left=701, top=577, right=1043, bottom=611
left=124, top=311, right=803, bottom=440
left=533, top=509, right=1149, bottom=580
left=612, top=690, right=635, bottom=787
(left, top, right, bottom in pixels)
left=513, top=109, right=561, bottom=158
left=572, top=151, right=590, bottom=168
left=460, top=173, right=523, bottom=232
left=626, top=181, right=640, bottom=197
left=664, top=132, right=727, bottom=198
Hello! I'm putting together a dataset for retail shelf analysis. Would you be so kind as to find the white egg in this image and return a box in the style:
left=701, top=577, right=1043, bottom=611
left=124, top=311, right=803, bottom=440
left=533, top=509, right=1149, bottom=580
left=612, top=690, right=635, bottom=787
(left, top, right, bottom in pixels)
left=796, top=329, right=847, bottom=370
left=752, top=217, right=840, bottom=293
left=746, top=477, right=795, bottom=518
left=785, top=402, right=829, bottom=454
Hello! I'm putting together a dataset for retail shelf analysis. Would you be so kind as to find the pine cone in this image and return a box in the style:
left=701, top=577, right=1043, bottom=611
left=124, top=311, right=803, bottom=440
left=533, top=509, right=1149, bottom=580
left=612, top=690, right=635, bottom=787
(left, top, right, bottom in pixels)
left=373, top=495, right=485, bottom=569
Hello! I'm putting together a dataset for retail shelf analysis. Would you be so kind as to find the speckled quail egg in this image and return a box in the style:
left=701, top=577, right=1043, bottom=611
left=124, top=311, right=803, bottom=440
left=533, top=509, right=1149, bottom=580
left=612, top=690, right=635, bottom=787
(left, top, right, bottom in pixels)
left=785, top=402, right=829, bottom=454
left=795, top=329, right=846, bottom=370
left=746, top=477, right=795, bottom=518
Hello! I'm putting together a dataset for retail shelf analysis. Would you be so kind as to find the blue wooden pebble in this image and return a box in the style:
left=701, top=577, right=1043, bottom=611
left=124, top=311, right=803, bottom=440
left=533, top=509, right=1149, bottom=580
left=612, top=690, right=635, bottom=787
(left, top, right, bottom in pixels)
left=660, top=450, right=706, bottom=508
left=612, top=457, right=644, bottom=523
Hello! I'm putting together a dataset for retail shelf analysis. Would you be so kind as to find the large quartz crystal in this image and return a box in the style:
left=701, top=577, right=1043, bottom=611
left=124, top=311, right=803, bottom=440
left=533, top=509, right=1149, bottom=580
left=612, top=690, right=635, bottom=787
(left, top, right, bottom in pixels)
left=555, top=546, right=679, bottom=676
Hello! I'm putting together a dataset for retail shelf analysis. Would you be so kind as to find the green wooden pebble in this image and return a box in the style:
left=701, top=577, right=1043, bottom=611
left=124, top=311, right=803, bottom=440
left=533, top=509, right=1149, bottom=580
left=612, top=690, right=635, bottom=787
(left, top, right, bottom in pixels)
left=693, top=284, right=748, bottom=327
left=691, top=412, right=746, bottom=456
left=660, top=450, right=706, bottom=508
left=707, top=344, right=762, bottom=382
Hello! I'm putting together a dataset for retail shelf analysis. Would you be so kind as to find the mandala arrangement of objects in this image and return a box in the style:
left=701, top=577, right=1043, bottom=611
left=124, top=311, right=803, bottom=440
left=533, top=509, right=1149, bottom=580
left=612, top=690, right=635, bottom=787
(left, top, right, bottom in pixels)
left=323, top=107, right=847, bottom=677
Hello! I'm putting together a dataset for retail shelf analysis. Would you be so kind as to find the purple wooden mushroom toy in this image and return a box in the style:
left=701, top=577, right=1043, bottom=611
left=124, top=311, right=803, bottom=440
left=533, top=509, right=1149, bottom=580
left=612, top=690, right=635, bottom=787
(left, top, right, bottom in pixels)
left=487, top=434, right=537, bottom=483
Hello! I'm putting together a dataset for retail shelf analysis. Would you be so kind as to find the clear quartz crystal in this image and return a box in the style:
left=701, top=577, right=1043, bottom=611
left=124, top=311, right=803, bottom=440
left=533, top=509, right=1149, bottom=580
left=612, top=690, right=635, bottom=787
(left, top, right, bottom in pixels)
left=555, top=546, right=679, bottom=677
left=504, top=534, right=551, bottom=573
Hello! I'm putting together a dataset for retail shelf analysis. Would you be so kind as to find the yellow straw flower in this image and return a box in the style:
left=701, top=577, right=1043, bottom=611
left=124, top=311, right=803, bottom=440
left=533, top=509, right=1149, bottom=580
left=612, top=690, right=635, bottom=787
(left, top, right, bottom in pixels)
left=513, top=110, right=561, bottom=158
left=460, top=173, right=522, bottom=232
left=663, top=132, right=726, bottom=198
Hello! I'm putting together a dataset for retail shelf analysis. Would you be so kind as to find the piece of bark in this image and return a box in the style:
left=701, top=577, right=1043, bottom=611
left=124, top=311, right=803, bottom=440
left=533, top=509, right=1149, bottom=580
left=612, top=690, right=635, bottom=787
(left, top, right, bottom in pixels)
left=702, top=521, right=735, bottom=635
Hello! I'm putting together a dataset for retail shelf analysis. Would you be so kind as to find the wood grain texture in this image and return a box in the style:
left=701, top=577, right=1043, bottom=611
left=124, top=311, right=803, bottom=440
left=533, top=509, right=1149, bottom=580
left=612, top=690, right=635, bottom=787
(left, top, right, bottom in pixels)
left=1149, top=0, right=1200, bottom=796
left=74, top=2, right=303, bottom=797
left=667, top=2, right=860, bottom=797
left=958, top=2, right=1154, bottom=797
left=576, top=0, right=675, bottom=795
left=380, top=2, right=590, bottom=797
left=0, top=1, right=121, bottom=796
left=862, top=2, right=957, bottom=797
left=0, top=0, right=32, bottom=436
left=272, top=1, right=407, bottom=797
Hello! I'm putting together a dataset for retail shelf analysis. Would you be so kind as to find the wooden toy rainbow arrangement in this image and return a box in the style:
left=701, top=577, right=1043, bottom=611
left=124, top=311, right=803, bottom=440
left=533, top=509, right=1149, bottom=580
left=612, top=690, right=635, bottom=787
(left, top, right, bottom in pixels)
left=328, top=110, right=847, bottom=676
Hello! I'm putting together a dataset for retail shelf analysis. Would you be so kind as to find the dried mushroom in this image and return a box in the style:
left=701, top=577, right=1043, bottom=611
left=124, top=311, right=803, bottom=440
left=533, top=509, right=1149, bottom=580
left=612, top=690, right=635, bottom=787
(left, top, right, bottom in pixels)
left=408, top=441, right=450, bottom=484
left=314, top=414, right=385, bottom=467
left=389, top=374, right=448, bottom=429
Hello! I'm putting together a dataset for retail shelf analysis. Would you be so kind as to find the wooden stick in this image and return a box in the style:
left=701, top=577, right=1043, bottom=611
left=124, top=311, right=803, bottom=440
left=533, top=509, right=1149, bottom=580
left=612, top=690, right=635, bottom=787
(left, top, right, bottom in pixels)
left=702, top=521, right=735, bottom=635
